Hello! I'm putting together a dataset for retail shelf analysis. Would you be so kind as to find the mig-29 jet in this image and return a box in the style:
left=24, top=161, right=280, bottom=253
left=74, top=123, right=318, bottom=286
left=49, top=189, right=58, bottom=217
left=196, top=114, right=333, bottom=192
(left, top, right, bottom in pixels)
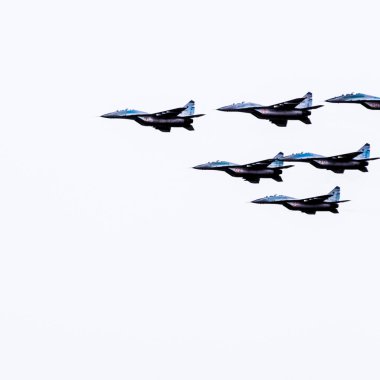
left=326, top=93, right=380, bottom=109
left=217, top=92, right=323, bottom=127
left=281, top=143, right=379, bottom=173
left=252, top=186, right=349, bottom=214
left=101, top=100, right=204, bottom=132
left=193, top=152, right=293, bottom=183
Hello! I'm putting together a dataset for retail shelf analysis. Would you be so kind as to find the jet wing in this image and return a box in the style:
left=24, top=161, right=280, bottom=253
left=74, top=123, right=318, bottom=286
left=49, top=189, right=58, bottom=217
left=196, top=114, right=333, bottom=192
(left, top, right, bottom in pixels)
left=152, top=106, right=186, bottom=118
left=269, top=97, right=306, bottom=110
left=298, top=194, right=331, bottom=204
left=325, top=152, right=364, bottom=161
left=244, top=159, right=273, bottom=169
left=270, top=119, right=288, bottom=127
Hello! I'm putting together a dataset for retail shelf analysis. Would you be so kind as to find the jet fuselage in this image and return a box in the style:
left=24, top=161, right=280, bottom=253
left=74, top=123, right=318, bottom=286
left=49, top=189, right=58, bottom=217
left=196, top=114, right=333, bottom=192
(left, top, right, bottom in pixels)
left=224, top=167, right=282, bottom=178
left=283, top=201, right=338, bottom=213
left=326, top=93, right=380, bottom=109
left=217, top=93, right=321, bottom=126
left=195, top=165, right=283, bottom=178
left=132, top=116, right=192, bottom=127
left=250, top=108, right=310, bottom=120
left=101, top=100, right=203, bottom=132
left=252, top=186, right=347, bottom=214
left=310, top=159, right=367, bottom=171
left=224, top=107, right=310, bottom=119
left=193, top=159, right=291, bottom=183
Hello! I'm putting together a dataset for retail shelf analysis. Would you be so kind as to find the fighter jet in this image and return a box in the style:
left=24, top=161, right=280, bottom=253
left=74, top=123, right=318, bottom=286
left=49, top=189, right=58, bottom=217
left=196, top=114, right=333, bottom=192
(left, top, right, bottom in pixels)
left=217, top=92, right=323, bottom=127
left=282, top=143, right=379, bottom=174
left=193, top=152, right=293, bottom=183
left=101, top=100, right=204, bottom=132
left=252, top=186, right=349, bottom=214
left=326, top=93, right=380, bottom=109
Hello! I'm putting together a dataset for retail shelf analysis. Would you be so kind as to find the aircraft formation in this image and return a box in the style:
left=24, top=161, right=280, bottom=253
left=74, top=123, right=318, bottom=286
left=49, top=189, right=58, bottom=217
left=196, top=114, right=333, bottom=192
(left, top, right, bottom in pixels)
left=101, top=92, right=379, bottom=214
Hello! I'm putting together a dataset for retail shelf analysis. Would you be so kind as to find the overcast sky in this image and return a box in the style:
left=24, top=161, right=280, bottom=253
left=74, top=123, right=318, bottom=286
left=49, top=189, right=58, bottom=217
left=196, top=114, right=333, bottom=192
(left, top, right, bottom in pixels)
left=1, top=0, right=380, bottom=379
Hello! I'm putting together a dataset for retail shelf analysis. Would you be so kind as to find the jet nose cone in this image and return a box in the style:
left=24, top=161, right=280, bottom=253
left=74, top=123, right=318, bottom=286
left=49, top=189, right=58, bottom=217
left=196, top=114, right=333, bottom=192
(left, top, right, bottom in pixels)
left=325, top=96, right=340, bottom=103
left=100, top=111, right=118, bottom=118
left=217, top=105, right=231, bottom=112
left=193, top=164, right=207, bottom=170
left=251, top=197, right=268, bottom=204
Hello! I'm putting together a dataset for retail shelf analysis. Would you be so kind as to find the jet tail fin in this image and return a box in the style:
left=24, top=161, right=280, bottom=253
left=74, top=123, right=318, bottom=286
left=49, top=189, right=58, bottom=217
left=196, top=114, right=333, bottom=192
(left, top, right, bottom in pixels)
left=355, top=143, right=370, bottom=160
left=326, top=186, right=341, bottom=202
left=178, top=100, right=195, bottom=117
left=269, top=152, right=285, bottom=168
left=295, top=92, right=313, bottom=109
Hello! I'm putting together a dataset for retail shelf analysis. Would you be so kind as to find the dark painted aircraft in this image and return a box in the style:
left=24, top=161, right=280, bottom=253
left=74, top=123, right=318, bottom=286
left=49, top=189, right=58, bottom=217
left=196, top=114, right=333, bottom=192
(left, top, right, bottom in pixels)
left=101, top=100, right=204, bottom=132
left=326, top=93, right=380, bottom=109
left=282, top=143, right=379, bottom=173
left=217, top=92, right=323, bottom=127
left=252, top=186, right=349, bottom=214
left=193, top=152, right=293, bottom=183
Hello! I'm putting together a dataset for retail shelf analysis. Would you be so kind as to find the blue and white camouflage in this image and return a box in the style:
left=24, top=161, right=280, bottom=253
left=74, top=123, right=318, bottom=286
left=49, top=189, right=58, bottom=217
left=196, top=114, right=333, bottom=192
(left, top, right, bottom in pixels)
left=326, top=93, right=380, bottom=110
left=281, top=143, right=379, bottom=173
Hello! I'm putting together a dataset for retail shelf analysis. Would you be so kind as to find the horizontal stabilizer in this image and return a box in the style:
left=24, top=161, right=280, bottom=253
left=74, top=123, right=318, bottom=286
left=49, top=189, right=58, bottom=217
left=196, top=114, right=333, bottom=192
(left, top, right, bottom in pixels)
left=183, top=125, right=195, bottom=131
left=181, top=113, right=205, bottom=119
left=301, top=105, right=324, bottom=110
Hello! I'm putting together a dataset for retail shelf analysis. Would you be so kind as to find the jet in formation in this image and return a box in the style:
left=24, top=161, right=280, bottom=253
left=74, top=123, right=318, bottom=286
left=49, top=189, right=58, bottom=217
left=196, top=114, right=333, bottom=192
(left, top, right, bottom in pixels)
left=217, top=92, right=323, bottom=127
left=281, top=143, right=379, bottom=173
left=252, top=186, right=349, bottom=214
left=193, top=153, right=293, bottom=183
left=101, top=100, right=204, bottom=132
left=326, top=93, right=380, bottom=110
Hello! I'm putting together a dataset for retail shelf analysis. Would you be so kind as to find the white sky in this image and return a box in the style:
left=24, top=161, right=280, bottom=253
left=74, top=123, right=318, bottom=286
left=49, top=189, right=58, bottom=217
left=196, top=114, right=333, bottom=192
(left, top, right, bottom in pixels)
left=1, top=0, right=380, bottom=379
